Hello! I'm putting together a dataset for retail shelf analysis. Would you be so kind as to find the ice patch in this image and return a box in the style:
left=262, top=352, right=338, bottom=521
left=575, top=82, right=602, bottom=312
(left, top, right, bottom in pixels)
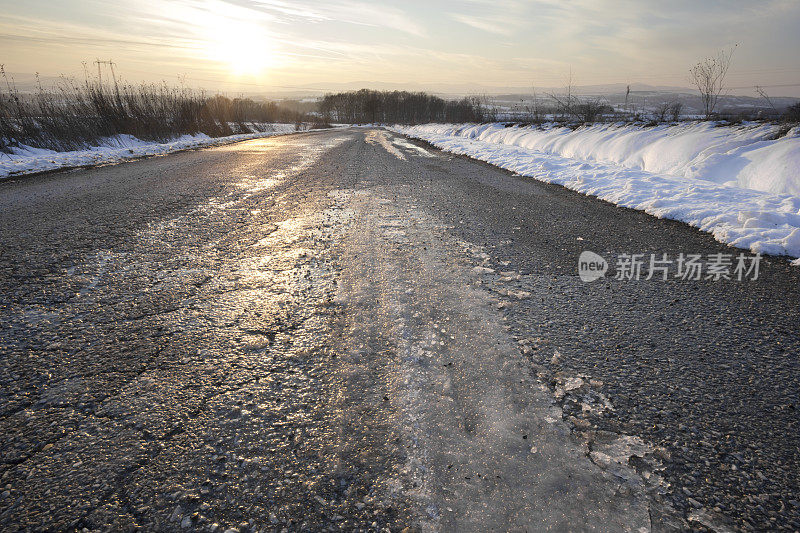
left=77, top=250, right=114, bottom=297
left=365, top=130, right=406, bottom=160
left=392, top=137, right=435, bottom=157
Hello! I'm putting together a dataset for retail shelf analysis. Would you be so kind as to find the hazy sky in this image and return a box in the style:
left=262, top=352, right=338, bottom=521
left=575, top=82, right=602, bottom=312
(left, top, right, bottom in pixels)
left=1, top=0, right=799, bottom=95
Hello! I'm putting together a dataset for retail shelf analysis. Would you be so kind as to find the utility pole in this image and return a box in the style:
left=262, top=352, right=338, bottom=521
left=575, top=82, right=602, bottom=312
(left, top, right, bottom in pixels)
left=625, top=84, right=631, bottom=117
left=109, top=61, right=118, bottom=87
left=93, top=59, right=116, bottom=86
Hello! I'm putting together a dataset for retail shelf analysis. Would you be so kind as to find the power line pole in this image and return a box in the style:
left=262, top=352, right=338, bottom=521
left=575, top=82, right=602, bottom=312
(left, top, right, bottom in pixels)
left=93, top=59, right=116, bottom=86
left=109, top=61, right=118, bottom=87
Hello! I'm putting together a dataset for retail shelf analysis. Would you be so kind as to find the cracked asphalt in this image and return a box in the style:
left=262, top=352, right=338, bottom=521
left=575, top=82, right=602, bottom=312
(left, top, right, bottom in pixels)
left=0, top=128, right=798, bottom=532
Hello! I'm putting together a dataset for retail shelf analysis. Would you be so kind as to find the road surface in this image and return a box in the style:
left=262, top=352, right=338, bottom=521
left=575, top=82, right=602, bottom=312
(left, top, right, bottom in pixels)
left=0, top=128, right=798, bottom=532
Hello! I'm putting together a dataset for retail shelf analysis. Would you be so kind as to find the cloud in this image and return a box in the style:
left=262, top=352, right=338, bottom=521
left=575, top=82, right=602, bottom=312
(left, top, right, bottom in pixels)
left=448, top=0, right=535, bottom=35
left=0, top=13, right=199, bottom=55
left=2, top=0, right=798, bottom=94
left=218, top=0, right=425, bottom=36
left=450, top=14, right=516, bottom=36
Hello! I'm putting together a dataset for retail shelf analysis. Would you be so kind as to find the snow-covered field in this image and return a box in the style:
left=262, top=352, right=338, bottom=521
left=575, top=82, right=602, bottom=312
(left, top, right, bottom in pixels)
left=391, top=122, right=800, bottom=262
left=0, top=124, right=299, bottom=179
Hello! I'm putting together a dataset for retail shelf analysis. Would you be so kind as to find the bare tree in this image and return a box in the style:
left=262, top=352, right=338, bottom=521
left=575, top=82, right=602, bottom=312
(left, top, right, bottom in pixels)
left=755, top=85, right=779, bottom=118
left=655, top=101, right=671, bottom=122
left=548, top=92, right=573, bottom=122
left=548, top=92, right=608, bottom=124
left=669, top=101, right=683, bottom=122
left=530, top=84, right=541, bottom=123
left=689, top=46, right=736, bottom=119
left=547, top=70, right=579, bottom=123
left=653, top=100, right=682, bottom=123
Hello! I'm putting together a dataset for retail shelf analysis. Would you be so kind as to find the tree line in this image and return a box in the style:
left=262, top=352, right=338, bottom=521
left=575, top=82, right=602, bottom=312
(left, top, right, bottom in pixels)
left=319, top=89, right=491, bottom=124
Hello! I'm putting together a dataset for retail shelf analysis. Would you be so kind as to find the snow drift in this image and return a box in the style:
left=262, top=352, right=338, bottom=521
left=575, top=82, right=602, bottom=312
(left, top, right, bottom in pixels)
left=0, top=124, right=299, bottom=179
left=392, top=122, right=800, bottom=262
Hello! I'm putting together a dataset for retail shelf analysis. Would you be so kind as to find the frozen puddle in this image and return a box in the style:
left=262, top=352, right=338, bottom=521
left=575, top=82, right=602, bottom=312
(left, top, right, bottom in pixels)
left=366, top=130, right=437, bottom=160
left=328, top=185, right=653, bottom=532
left=366, top=130, right=406, bottom=160
left=392, top=137, right=435, bottom=158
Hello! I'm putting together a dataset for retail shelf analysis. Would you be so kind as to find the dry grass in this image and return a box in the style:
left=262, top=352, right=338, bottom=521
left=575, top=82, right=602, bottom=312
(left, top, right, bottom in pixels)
left=0, top=68, right=303, bottom=152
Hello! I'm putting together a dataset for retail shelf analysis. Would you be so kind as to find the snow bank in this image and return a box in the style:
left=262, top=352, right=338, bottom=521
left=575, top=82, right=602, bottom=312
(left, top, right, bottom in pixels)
left=0, top=124, right=298, bottom=179
left=391, top=122, right=800, bottom=262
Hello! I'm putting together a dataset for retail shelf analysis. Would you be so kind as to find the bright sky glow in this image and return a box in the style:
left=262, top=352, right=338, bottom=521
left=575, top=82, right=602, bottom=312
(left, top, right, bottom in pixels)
left=0, top=0, right=798, bottom=95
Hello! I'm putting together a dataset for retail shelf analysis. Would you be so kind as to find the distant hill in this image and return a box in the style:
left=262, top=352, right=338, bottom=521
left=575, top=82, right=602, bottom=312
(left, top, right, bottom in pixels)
left=491, top=90, right=800, bottom=117
left=4, top=71, right=798, bottom=115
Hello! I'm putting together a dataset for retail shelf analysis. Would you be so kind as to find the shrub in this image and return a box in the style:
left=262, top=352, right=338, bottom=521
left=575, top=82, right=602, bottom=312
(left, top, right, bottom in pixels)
left=783, top=102, right=800, bottom=123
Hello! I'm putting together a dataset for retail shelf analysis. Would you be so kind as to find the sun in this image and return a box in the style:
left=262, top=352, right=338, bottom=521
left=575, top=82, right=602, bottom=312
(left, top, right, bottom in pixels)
left=206, top=19, right=274, bottom=76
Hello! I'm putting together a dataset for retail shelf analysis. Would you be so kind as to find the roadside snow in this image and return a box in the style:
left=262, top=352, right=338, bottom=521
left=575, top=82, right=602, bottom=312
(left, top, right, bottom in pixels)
left=0, top=124, right=298, bottom=179
left=392, top=122, right=800, bottom=262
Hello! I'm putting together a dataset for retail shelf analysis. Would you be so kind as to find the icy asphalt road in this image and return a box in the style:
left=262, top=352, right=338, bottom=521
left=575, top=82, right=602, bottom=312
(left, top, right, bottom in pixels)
left=0, top=128, right=798, bottom=532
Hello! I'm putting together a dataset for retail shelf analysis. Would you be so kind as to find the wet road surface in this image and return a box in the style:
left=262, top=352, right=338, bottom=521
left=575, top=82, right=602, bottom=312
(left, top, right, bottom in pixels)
left=0, top=128, right=798, bottom=532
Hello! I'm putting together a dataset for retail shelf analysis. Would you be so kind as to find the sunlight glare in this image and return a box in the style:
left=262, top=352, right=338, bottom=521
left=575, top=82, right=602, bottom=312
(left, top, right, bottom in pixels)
left=206, top=18, right=274, bottom=76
